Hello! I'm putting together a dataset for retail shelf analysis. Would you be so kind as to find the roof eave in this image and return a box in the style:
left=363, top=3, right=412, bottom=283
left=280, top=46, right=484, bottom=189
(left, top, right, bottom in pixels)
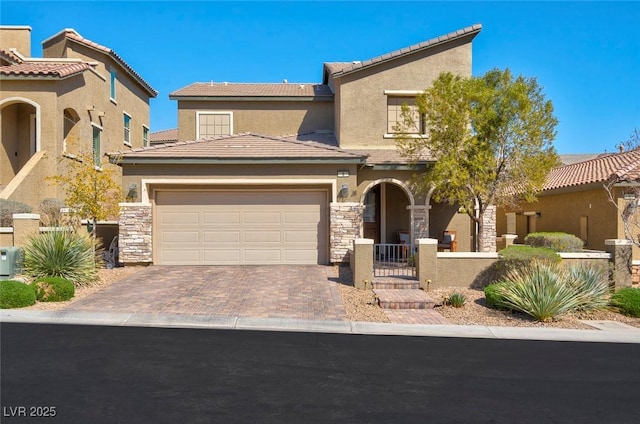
left=111, top=157, right=366, bottom=165
left=169, top=95, right=333, bottom=102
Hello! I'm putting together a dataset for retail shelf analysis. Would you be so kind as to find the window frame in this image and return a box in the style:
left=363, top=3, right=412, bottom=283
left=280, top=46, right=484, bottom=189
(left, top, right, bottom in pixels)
left=196, top=111, right=233, bottom=139
left=109, top=68, right=117, bottom=103
left=142, top=125, right=150, bottom=147
left=91, top=122, right=102, bottom=167
left=123, top=112, right=132, bottom=146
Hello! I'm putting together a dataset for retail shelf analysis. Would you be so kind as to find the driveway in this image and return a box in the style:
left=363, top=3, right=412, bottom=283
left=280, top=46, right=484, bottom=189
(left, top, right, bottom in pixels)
left=66, top=265, right=348, bottom=321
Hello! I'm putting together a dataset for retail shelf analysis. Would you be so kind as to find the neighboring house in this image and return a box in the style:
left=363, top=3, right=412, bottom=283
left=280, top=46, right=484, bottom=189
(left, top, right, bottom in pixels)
left=496, top=148, right=640, bottom=264
left=149, top=128, right=178, bottom=145
left=0, top=26, right=157, bottom=213
left=112, top=24, right=484, bottom=266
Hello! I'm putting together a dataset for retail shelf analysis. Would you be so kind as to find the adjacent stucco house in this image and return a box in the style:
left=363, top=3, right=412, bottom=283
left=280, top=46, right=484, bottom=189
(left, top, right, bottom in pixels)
left=112, top=24, right=486, bottom=266
left=0, top=26, right=157, bottom=213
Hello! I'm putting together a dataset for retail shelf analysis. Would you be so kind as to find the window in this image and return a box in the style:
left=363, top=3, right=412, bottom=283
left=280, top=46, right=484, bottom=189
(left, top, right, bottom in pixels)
left=197, top=112, right=233, bottom=138
left=387, top=97, right=424, bottom=134
left=110, top=68, right=117, bottom=101
left=92, top=125, right=102, bottom=166
left=142, top=125, right=149, bottom=147
left=123, top=113, right=131, bottom=145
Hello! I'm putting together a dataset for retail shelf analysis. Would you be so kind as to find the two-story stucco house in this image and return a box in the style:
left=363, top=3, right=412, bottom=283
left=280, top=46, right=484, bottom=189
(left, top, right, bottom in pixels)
left=0, top=26, right=157, bottom=214
left=113, top=24, right=485, bottom=266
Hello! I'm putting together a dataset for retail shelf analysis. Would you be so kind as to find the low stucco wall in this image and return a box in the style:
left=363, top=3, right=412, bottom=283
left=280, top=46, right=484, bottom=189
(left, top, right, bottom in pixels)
left=434, top=252, right=499, bottom=289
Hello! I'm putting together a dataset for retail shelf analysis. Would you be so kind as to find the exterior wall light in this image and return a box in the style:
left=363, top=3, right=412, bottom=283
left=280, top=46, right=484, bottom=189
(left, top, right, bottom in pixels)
left=337, top=170, right=350, bottom=178
left=126, top=183, right=138, bottom=202
left=339, top=183, right=349, bottom=198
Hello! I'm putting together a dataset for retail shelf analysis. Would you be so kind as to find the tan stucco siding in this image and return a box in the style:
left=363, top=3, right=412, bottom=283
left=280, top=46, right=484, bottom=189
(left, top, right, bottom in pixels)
left=334, top=41, right=472, bottom=148
left=176, top=100, right=334, bottom=141
left=0, top=27, right=32, bottom=57
left=497, top=186, right=619, bottom=252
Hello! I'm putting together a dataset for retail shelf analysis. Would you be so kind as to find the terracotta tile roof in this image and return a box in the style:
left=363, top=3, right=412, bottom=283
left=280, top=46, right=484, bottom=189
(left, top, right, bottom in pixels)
left=323, top=62, right=354, bottom=75
left=59, top=29, right=157, bottom=97
left=0, top=61, right=92, bottom=78
left=346, top=148, right=434, bottom=165
left=544, top=148, right=640, bottom=190
left=280, top=131, right=339, bottom=147
left=558, top=153, right=602, bottom=165
left=170, top=82, right=333, bottom=98
left=326, top=24, right=482, bottom=79
left=110, top=133, right=366, bottom=163
left=0, top=49, right=23, bottom=65
left=149, top=128, right=178, bottom=144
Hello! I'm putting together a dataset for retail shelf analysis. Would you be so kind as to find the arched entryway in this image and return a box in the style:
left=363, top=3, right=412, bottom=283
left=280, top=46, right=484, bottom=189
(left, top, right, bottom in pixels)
left=1, top=97, right=40, bottom=186
left=63, top=108, right=81, bottom=154
left=360, top=179, right=415, bottom=244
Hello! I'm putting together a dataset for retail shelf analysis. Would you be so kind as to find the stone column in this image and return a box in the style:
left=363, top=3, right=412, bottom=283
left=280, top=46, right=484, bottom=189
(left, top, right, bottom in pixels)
left=416, top=238, right=438, bottom=291
left=409, top=205, right=429, bottom=240
left=352, top=238, right=373, bottom=290
left=330, top=202, right=363, bottom=263
left=480, top=205, right=497, bottom=252
left=12, top=213, right=40, bottom=247
left=119, top=203, right=152, bottom=265
left=605, top=239, right=633, bottom=289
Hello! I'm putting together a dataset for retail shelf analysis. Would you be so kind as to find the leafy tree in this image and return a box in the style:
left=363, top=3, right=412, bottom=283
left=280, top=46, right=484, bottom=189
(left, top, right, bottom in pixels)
left=396, top=68, right=559, bottom=251
left=48, top=150, right=121, bottom=238
left=604, top=128, right=640, bottom=248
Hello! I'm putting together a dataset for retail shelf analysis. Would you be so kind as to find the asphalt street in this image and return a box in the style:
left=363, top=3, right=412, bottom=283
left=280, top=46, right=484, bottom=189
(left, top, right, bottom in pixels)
left=1, top=323, right=639, bottom=423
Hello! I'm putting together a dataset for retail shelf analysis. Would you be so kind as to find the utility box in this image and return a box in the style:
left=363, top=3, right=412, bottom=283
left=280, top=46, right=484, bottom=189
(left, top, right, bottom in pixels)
left=0, top=247, right=22, bottom=279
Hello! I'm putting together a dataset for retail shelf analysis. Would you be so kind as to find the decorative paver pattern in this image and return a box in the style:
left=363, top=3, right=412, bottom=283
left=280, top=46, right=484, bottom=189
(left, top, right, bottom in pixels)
left=66, top=265, right=347, bottom=321
left=384, top=310, right=451, bottom=325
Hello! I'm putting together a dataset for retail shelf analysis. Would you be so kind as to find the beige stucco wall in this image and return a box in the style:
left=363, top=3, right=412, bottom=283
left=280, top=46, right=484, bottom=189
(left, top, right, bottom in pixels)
left=0, top=26, right=31, bottom=57
left=497, top=185, right=619, bottom=252
left=175, top=100, right=334, bottom=141
left=333, top=40, right=473, bottom=148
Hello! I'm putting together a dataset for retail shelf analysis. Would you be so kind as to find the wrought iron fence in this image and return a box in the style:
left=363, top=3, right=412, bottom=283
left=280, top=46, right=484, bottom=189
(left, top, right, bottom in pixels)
left=373, top=243, right=416, bottom=277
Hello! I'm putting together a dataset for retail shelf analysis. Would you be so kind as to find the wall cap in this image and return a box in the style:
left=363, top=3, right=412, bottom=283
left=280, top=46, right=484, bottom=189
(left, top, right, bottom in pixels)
left=632, top=260, right=640, bottom=266
left=0, top=227, right=13, bottom=233
left=501, top=234, right=518, bottom=239
left=438, top=252, right=499, bottom=259
left=119, top=202, right=152, bottom=207
left=12, top=213, right=40, bottom=220
left=330, top=202, right=361, bottom=207
left=605, top=239, right=634, bottom=246
left=354, top=238, right=374, bottom=245
left=559, top=252, right=612, bottom=259
left=417, top=238, right=438, bottom=245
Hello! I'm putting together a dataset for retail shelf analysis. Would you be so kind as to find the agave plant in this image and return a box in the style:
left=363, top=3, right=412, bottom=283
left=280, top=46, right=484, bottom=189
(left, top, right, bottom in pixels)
left=22, top=229, right=102, bottom=286
left=446, top=292, right=467, bottom=308
left=497, top=262, right=583, bottom=322
left=564, top=263, right=611, bottom=311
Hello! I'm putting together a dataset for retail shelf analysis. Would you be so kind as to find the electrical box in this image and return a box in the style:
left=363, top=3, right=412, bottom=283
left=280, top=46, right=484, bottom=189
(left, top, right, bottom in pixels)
left=0, top=247, right=22, bottom=279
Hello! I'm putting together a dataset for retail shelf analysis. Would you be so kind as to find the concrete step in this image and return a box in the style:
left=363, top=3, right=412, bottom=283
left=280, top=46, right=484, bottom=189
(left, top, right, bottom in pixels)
left=384, top=309, right=451, bottom=325
left=372, top=278, right=419, bottom=290
left=374, top=289, right=436, bottom=310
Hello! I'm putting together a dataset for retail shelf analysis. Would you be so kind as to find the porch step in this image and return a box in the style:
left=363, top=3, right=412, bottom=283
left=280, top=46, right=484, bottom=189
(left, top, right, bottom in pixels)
left=372, top=278, right=419, bottom=290
left=374, top=289, right=436, bottom=310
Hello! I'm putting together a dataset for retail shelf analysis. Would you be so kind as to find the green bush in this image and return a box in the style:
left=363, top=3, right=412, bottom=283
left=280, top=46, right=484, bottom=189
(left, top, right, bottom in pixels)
left=0, top=199, right=32, bottom=226
left=446, top=292, right=466, bottom=308
left=525, top=232, right=584, bottom=252
left=484, top=283, right=509, bottom=310
left=22, top=229, right=102, bottom=286
left=31, top=276, right=75, bottom=302
left=0, top=280, right=36, bottom=309
left=609, top=288, right=640, bottom=317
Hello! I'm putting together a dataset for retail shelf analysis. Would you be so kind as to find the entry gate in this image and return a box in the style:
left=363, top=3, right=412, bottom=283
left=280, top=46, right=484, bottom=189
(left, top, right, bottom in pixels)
left=373, top=243, right=416, bottom=277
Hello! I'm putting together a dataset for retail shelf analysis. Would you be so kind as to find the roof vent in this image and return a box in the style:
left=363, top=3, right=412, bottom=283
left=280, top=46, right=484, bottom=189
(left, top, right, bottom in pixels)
left=283, top=79, right=288, bottom=83
left=352, top=60, right=361, bottom=65
left=299, top=84, right=305, bottom=89
left=223, top=82, right=228, bottom=86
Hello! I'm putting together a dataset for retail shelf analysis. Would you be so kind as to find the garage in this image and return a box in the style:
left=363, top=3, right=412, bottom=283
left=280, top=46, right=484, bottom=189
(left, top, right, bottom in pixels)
left=154, top=189, right=328, bottom=265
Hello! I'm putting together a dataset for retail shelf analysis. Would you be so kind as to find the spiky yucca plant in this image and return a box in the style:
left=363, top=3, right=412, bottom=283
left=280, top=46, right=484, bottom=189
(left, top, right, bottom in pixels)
left=446, top=292, right=467, bottom=308
left=564, top=263, right=611, bottom=311
left=23, top=229, right=102, bottom=286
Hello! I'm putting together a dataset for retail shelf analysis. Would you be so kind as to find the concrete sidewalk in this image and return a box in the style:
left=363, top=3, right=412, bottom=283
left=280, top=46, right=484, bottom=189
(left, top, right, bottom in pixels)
left=2, top=309, right=639, bottom=344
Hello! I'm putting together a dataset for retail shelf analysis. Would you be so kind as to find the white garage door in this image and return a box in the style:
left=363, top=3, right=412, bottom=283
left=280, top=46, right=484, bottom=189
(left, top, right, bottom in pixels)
left=154, top=190, right=328, bottom=265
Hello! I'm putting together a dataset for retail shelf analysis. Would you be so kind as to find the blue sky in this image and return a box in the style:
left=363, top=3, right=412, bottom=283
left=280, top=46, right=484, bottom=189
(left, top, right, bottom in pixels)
left=2, top=1, right=638, bottom=154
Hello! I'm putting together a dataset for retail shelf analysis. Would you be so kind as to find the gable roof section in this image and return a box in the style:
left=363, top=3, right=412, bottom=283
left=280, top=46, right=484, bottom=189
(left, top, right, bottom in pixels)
left=150, top=128, right=178, bottom=144
left=0, top=49, right=23, bottom=65
left=323, top=24, right=482, bottom=82
left=110, top=132, right=366, bottom=164
left=170, top=82, right=333, bottom=100
left=544, top=148, right=640, bottom=191
left=43, top=29, right=157, bottom=97
left=0, top=60, right=92, bottom=79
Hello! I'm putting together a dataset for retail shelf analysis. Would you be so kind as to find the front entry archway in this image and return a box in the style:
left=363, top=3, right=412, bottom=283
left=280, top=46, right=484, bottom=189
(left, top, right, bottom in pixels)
left=360, top=179, right=414, bottom=244
left=1, top=97, right=40, bottom=186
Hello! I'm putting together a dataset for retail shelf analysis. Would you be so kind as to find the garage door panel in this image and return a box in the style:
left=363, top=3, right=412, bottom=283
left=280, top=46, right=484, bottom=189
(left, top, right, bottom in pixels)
left=203, top=231, right=240, bottom=243
left=155, top=190, right=327, bottom=265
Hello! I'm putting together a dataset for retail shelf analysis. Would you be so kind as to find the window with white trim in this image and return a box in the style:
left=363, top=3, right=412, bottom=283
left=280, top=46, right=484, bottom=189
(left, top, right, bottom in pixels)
left=387, top=97, right=425, bottom=134
left=142, top=125, right=149, bottom=147
left=92, top=124, right=102, bottom=166
left=123, top=113, right=131, bottom=146
left=110, top=68, right=117, bottom=101
left=197, top=112, right=233, bottom=138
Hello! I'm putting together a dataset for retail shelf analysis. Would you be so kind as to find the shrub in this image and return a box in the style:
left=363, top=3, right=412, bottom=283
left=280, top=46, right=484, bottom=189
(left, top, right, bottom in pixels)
left=525, top=232, right=584, bottom=252
left=22, top=229, right=102, bottom=286
left=0, top=280, right=36, bottom=309
left=446, top=292, right=466, bottom=308
left=39, top=198, right=65, bottom=226
left=31, top=277, right=75, bottom=302
left=564, top=263, right=611, bottom=311
left=0, top=199, right=32, bottom=226
left=484, top=283, right=509, bottom=310
left=609, top=288, right=640, bottom=317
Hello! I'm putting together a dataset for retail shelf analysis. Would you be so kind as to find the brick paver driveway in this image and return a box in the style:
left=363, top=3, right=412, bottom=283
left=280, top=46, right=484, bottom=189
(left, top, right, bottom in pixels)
left=66, top=265, right=348, bottom=321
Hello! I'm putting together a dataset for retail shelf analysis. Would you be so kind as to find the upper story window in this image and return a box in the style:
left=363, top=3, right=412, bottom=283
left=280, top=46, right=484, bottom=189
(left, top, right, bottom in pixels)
left=387, top=96, right=425, bottom=134
left=92, top=124, right=102, bottom=167
left=142, top=125, right=149, bottom=147
left=123, top=113, right=131, bottom=146
left=110, top=68, right=117, bottom=102
left=197, top=111, right=233, bottom=138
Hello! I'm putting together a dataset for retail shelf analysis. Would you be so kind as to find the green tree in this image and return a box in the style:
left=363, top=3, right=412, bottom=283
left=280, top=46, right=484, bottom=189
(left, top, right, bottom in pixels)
left=396, top=68, right=559, bottom=251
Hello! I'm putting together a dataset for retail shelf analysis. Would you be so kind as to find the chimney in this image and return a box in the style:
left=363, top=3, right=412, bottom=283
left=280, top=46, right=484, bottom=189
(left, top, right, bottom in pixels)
left=0, top=26, right=32, bottom=58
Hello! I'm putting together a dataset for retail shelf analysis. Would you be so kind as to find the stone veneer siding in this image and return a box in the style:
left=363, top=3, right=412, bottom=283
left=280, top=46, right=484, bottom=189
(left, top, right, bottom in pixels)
left=411, top=206, right=429, bottom=239
left=480, top=204, right=497, bottom=252
left=119, top=203, right=152, bottom=264
left=330, top=202, right=363, bottom=263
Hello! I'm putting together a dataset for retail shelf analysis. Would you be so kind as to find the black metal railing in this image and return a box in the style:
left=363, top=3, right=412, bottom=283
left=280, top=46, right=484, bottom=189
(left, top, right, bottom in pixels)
left=373, top=243, right=416, bottom=277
